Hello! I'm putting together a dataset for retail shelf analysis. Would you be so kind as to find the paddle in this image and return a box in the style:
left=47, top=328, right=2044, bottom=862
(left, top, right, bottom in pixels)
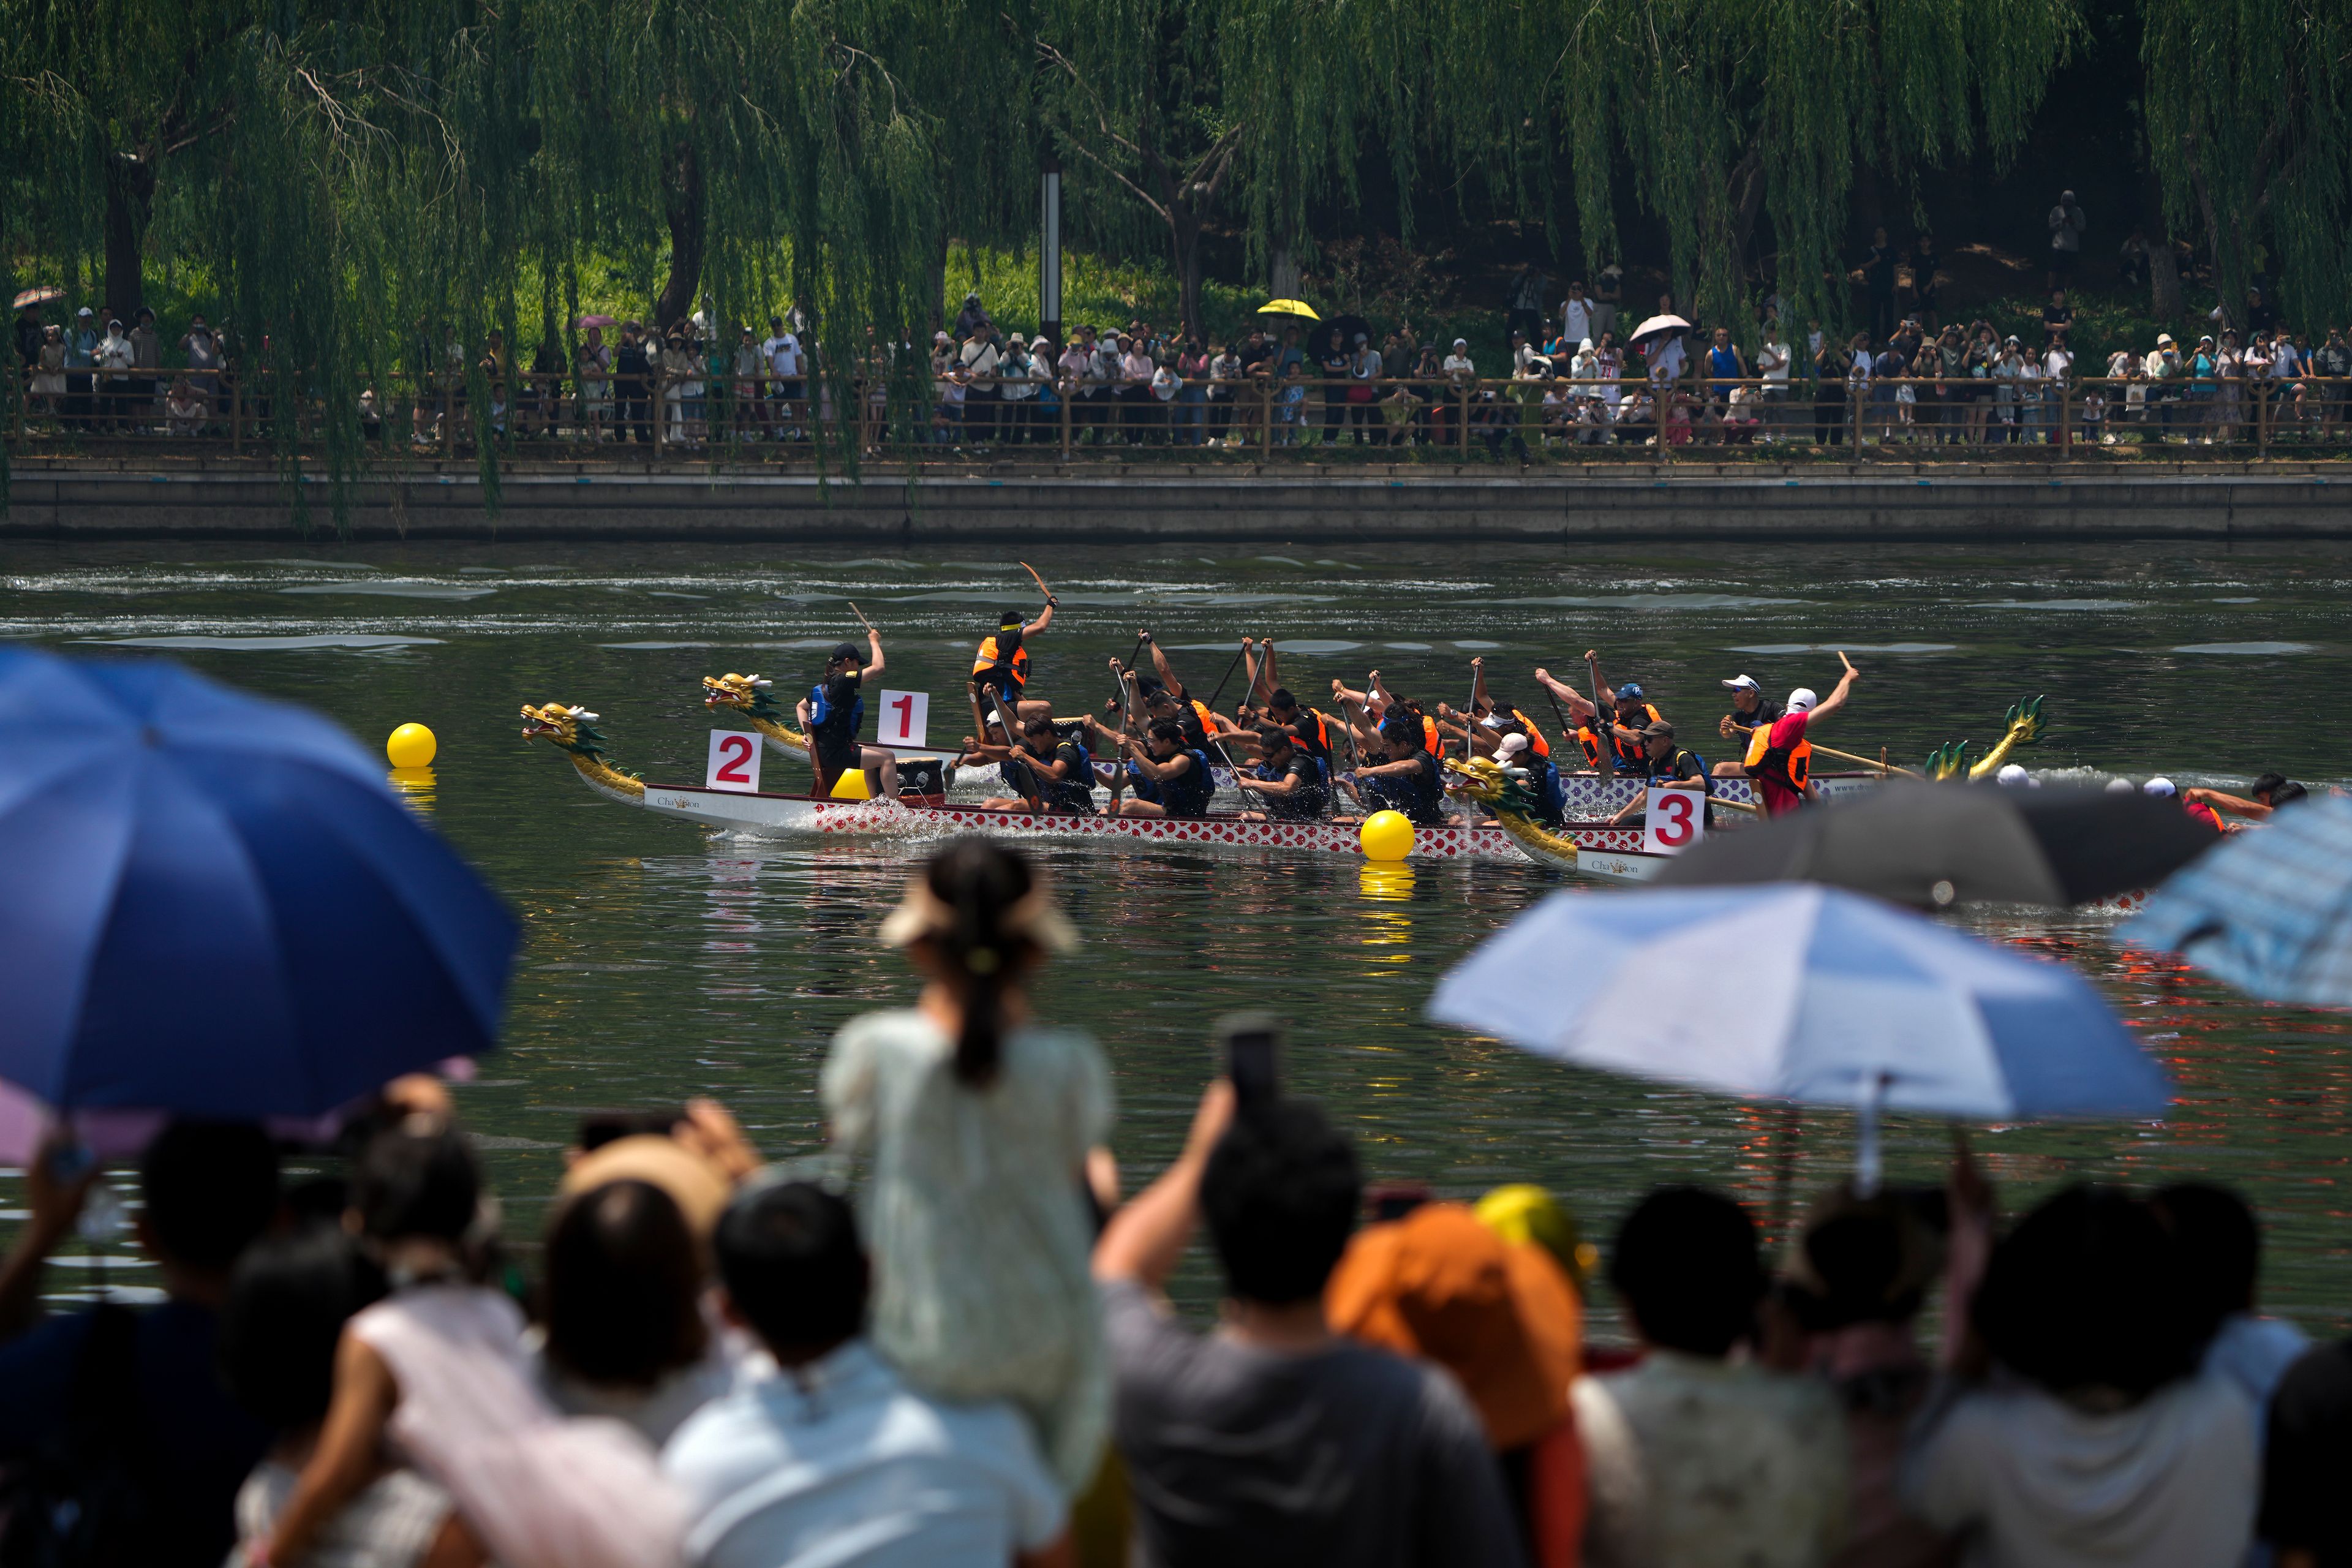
left=1018, top=560, right=1055, bottom=603
left=986, top=687, right=1044, bottom=812
left=1204, top=641, right=1249, bottom=714
left=1809, top=742, right=1921, bottom=779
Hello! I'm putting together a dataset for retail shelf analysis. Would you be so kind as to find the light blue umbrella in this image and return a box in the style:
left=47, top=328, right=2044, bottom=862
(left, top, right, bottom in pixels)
left=1428, top=885, right=2169, bottom=1186
left=2120, top=795, right=2352, bottom=1007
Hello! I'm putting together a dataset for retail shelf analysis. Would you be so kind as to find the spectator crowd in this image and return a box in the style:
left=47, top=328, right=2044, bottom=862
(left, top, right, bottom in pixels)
left=15, top=255, right=2352, bottom=459
left=2, top=835, right=2346, bottom=1568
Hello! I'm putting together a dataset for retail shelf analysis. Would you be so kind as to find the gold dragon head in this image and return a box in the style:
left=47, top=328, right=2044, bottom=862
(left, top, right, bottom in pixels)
left=701, top=673, right=783, bottom=720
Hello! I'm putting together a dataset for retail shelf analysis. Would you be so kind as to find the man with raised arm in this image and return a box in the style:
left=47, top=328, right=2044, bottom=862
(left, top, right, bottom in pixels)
left=1093, top=1079, right=1524, bottom=1568
left=1747, top=654, right=1860, bottom=817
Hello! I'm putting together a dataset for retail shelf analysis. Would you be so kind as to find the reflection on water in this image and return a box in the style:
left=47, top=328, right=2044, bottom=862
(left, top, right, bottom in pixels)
left=4, top=538, right=2350, bottom=1326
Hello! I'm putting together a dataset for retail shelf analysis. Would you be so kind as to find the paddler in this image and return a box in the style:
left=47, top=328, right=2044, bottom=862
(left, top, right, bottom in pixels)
left=1262, top=688, right=1336, bottom=786
left=2184, top=773, right=2306, bottom=824
left=1492, top=728, right=1569, bottom=826
left=969, top=594, right=1057, bottom=734
left=1135, top=630, right=1245, bottom=737
left=1709, top=673, right=1784, bottom=778
left=1746, top=655, right=1860, bottom=817
left=961, top=712, right=1094, bottom=814
left=2143, top=777, right=2228, bottom=834
left=1532, top=651, right=1662, bottom=773
left=1605, top=720, right=1714, bottom=829
left=796, top=630, right=899, bottom=799
left=1113, top=719, right=1218, bottom=820
left=1338, top=712, right=1448, bottom=827
left=1235, top=725, right=1329, bottom=822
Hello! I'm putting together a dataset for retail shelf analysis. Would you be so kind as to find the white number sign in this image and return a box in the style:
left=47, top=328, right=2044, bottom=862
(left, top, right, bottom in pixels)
left=1643, top=786, right=1707, bottom=854
left=704, top=730, right=763, bottom=794
left=876, top=688, right=930, bottom=750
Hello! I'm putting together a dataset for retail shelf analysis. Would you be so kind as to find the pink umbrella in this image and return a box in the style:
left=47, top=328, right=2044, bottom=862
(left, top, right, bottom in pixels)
left=12, top=285, right=64, bottom=311
left=575, top=313, right=617, bottom=330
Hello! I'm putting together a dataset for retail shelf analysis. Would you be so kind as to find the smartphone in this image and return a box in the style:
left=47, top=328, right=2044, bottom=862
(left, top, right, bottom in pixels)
left=1213, top=1012, right=1283, bottom=1109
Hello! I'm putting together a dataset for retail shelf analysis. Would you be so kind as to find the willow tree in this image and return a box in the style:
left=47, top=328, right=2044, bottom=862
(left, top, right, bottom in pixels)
left=2143, top=0, right=2352, bottom=330
left=1531, top=0, right=2079, bottom=341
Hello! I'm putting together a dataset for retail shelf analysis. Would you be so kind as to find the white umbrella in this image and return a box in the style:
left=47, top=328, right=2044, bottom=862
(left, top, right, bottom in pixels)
left=1627, top=313, right=1691, bottom=345
left=1427, top=885, right=2169, bottom=1190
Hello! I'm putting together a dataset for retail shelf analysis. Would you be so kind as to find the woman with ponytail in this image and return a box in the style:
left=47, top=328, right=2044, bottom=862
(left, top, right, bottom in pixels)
left=822, top=837, right=1113, bottom=1494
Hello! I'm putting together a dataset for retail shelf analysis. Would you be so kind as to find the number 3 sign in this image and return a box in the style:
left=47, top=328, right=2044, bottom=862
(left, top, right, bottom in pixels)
left=1643, top=786, right=1707, bottom=854
left=705, top=730, right=763, bottom=794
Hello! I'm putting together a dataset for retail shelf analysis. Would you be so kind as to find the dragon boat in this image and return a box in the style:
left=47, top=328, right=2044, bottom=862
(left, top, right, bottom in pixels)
left=524, top=693, right=2045, bottom=870
left=524, top=698, right=1861, bottom=863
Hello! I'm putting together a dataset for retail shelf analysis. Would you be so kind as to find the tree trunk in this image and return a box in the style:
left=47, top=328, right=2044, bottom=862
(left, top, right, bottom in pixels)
left=654, top=141, right=703, bottom=331
left=1270, top=244, right=1300, bottom=300
left=2147, top=234, right=2183, bottom=321
left=104, top=152, right=157, bottom=321
left=924, top=228, right=949, bottom=335
left=2139, top=159, right=2183, bottom=322
left=1172, top=206, right=1205, bottom=342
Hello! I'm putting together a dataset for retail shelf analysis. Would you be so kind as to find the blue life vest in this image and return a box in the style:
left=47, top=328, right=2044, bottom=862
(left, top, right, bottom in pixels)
left=808, top=679, right=864, bottom=745
left=1157, top=748, right=1217, bottom=818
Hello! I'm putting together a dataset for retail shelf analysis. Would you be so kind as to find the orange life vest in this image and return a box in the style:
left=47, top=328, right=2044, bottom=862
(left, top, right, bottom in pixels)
left=1510, top=707, right=1553, bottom=761
left=1193, top=698, right=1218, bottom=738
left=1610, top=702, right=1662, bottom=769
left=971, top=635, right=1030, bottom=688
left=1574, top=725, right=1606, bottom=769
left=1421, top=713, right=1441, bottom=757
left=1746, top=721, right=1813, bottom=815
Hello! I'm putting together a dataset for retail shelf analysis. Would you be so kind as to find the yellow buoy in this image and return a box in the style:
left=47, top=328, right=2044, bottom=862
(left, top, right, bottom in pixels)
left=827, top=768, right=873, bottom=801
left=386, top=722, right=437, bottom=769
left=1359, top=809, right=1413, bottom=862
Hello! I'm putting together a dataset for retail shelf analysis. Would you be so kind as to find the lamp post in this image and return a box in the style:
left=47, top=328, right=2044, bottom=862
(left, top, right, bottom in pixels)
left=1040, top=150, right=1063, bottom=353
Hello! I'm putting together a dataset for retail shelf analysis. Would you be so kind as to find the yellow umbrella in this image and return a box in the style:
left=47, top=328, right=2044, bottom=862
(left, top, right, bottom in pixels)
left=1257, top=298, right=1321, bottom=321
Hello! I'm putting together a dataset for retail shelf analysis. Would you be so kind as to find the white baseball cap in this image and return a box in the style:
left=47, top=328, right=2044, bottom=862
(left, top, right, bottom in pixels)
left=1720, top=674, right=1761, bottom=693
left=1496, top=733, right=1530, bottom=760
left=1995, top=763, right=2038, bottom=788
left=2143, top=777, right=2177, bottom=798
left=1787, top=687, right=1819, bottom=714
left=2105, top=777, right=2135, bottom=794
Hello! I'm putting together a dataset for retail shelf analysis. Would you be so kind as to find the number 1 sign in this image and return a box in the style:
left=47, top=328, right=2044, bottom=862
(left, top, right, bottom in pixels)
left=1643, top=786, right=1707, bottom=854
left=876, top=689, right=929, bottom=750
left=705, top=730, right=763, bottom=794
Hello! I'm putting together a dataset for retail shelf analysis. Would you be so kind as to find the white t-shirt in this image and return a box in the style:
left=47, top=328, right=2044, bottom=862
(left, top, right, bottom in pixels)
left=665, top=1341, right=1066, bottom=1568
left=1649, top=336, right=1687, bottom=381
left=1902, top=1373, right=2256, bottom=1568
left=1760, top=339, right=1792, bottom=382
left=1150, top=366, right=1180, bottom=401
left=1562, top=297, right=1593, bottom=344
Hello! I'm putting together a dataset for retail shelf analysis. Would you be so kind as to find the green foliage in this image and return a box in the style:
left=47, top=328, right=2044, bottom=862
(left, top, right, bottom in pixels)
left=2143, top=0, right=2352, bottom=329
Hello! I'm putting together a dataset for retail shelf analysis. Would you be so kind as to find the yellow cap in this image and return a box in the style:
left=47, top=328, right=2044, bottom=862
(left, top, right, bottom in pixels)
left=1475, top=1183, right=1594, bottom=1291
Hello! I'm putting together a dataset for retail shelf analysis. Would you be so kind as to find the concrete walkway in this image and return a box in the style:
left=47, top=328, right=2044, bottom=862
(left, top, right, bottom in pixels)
left=8, top=457, right=2352, bottom=541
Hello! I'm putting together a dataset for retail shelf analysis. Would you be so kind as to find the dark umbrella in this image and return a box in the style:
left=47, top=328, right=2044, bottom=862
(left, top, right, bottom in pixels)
left=1653, top=782, right=2221, bottom=908
left=0, top=648, right=517, bottom=1119
left=1329, top=313, right=1374, bottom=352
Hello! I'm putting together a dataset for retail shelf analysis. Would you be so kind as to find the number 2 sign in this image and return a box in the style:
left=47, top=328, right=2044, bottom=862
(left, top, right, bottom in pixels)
left=1643, top=786, right=1707, bottom=854
left=705, top=730, right=763, bottom=794
left=876, top=689, right=929, bottom=750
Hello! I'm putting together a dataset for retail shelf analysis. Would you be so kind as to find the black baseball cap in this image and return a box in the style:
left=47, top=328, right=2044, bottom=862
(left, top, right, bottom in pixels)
left=829, top=642, right=860, bottom=665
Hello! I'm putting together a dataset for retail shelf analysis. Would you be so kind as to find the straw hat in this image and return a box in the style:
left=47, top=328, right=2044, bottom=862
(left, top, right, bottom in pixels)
left=877, top=875, right=1079, bottom=954
left=559, top=1134, right=733, bottom=1238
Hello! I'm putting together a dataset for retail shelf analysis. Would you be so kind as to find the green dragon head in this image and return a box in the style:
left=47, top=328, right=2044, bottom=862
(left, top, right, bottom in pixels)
left=702, top=673, right=786, bottom=722
left=1925, top=695, right=2048, bottom=781
left=1924, top=741, right=1970, bottom=780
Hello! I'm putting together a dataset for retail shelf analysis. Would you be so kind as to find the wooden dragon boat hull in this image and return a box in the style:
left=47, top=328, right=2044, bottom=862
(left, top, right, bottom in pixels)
left=631, top=783, right=1547, bottom=860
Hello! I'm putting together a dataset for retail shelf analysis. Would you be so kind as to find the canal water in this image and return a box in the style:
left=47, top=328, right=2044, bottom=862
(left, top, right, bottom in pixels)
left=4, top=537, right=2349, bottom=1326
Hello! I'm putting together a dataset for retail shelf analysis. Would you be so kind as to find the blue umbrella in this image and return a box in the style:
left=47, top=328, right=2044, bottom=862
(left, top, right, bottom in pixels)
left=0, top=648, right=516, bottom=1118
left=1428, top=885, right=2168, bottom=1185
left=2120, top=795, right=2352, bottom=1007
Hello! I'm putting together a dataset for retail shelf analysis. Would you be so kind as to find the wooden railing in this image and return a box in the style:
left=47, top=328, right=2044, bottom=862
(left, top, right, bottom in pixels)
left=12, top=365, right=2352, bottom=463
